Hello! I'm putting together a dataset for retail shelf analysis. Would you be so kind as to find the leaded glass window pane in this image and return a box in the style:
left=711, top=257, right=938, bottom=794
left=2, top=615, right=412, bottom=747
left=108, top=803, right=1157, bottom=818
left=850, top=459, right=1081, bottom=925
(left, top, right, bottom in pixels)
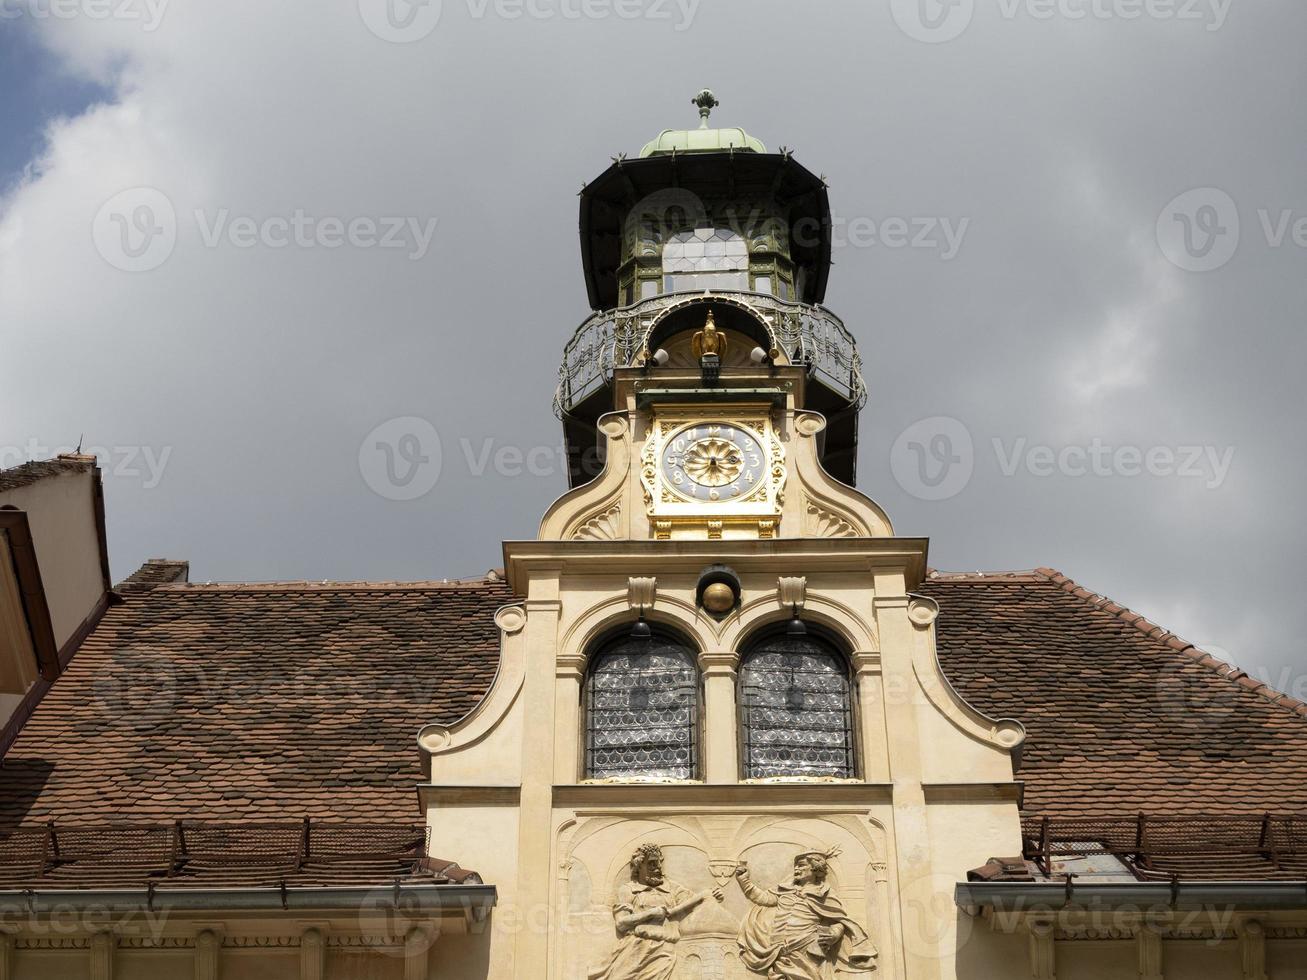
left=664, top=271, right=749, bottom=293
left=585, top=634, right=699, bottom=780
left=661, top=228, right=750, bottom=294
left=740, top=635, right=854, bottom=779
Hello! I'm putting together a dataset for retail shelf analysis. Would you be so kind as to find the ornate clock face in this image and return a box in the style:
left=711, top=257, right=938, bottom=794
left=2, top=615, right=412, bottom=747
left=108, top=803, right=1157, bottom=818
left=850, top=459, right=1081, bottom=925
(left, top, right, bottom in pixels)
left=660, top=422, right=767, bottom=503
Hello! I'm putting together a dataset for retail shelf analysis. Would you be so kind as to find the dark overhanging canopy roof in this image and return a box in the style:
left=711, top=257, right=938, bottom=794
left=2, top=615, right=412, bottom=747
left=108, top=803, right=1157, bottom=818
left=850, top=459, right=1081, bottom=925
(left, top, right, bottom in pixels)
left=578, top=151, right=833, bottom=311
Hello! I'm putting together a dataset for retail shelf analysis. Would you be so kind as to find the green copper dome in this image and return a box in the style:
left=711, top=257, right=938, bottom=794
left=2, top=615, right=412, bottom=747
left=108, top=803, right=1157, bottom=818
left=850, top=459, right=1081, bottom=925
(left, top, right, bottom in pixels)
left=638, top=90, right=766, bottom=158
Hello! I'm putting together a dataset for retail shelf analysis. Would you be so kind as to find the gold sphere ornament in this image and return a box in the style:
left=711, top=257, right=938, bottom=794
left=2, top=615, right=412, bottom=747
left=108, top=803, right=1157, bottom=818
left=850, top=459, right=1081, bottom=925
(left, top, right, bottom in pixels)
left=702, top=582, right=736, bottom=614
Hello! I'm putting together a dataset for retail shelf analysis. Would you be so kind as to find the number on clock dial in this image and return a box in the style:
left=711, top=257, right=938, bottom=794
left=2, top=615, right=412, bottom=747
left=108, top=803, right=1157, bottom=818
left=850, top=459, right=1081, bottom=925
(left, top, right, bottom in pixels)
left=662, top=424, right=766, bottom=502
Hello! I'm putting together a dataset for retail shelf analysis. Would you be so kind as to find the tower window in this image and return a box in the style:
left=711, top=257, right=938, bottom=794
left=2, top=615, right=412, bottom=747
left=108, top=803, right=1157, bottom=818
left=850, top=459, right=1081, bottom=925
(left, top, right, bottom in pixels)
left=585, top=630, right=699, bottom=780
left=662, top=227, right=749, bottom=293
left=739, top=631, right=855, bottom=779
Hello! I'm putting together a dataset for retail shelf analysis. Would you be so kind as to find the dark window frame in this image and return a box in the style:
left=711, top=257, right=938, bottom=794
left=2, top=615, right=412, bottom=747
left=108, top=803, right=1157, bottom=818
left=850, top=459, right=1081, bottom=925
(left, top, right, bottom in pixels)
left=737, top=624, right=859, bottom=781
left=582, top=627, right=703, bottom=782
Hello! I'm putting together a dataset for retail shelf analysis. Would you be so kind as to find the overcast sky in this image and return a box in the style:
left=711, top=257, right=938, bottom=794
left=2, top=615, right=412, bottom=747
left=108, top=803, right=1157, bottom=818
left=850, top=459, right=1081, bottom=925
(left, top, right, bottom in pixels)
left=1, top=1, right=1304, bottom=690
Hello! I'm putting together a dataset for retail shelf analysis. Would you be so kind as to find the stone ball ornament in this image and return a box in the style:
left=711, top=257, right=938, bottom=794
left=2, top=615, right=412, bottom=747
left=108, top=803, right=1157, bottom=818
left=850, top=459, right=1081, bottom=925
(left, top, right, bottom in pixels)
left=701, top=582, right=736, bottom=615
left=696, top=564, right=741, bottom=618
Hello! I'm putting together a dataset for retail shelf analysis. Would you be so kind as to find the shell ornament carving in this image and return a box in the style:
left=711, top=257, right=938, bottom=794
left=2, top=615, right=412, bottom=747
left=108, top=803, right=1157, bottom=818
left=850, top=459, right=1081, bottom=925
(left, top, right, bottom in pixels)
left=574, top=503, right=623, bottom=541
left=804, top=500, right=860, bottom=538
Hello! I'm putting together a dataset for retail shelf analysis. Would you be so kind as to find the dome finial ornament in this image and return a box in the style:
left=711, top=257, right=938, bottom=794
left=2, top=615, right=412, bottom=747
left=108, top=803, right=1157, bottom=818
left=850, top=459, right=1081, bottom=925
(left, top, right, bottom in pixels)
left=692, top=89, right=720, bottom=129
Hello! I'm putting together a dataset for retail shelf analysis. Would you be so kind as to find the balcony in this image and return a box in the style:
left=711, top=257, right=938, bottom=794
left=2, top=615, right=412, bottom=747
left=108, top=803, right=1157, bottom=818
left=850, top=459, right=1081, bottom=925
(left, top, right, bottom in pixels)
left=553, top=290, right=866, bottom=420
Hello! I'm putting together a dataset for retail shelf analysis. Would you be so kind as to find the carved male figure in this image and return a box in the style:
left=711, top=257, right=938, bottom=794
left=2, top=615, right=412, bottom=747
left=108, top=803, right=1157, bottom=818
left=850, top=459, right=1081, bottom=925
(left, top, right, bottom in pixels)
left=735, top=850, right=877, bottom=978
left=591, top=843, right=724, bottom=980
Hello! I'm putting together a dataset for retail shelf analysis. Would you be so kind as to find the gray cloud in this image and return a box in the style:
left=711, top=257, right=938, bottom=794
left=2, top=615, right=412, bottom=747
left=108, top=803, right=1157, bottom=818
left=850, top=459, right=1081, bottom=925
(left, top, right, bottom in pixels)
left=1, top=1, right=1304, bottom=689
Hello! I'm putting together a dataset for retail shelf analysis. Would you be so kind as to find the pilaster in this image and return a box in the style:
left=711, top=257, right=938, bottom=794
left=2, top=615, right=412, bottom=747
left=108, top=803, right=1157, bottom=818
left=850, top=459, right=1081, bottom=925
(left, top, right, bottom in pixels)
left=89, top=931, right=114, bottom=980
left=1136, top=924, right=1163, bottom=980
left=698, top=649, right=740, bottom=783
left=1028, top=919, right=1056, bottom=980
left=404, top=927, right=431, bottom=980
left=194, top=929, right=219, bottom=980
left=513, top=574, right=563, bottom=977
left=1240, top=919, right=1268, bottom=980
left=553, top=652, right=586, bottom=784
left=299, top=927, right=324, bottom=980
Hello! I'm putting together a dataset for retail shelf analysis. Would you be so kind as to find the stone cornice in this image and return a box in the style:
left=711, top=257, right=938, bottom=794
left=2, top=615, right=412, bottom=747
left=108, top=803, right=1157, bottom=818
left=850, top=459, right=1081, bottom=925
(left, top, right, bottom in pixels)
left=697, top=650, right=740, bottom=675
left=504, top=538, right=929, bottom=593
left=553, top=781, right=894, bottom=809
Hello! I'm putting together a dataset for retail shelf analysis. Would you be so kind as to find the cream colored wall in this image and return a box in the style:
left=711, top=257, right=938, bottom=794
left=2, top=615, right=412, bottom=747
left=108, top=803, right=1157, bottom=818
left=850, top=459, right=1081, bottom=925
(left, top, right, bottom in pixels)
left=0, top=466, right=106, bottom=651
left=413, top=535, right=1037, bottom=980
left=6, top=926, right=1300, bottom=978
left=539, top=367, right=893, bottom=545
left=952, top=916, right=1307, bottom=980
left=0, top=910, right=489, bottom=980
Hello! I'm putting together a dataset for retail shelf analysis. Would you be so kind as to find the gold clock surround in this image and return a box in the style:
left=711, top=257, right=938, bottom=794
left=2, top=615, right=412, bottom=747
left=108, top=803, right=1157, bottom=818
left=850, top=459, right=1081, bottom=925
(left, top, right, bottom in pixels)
left=640, top=405, right=787, bottom=540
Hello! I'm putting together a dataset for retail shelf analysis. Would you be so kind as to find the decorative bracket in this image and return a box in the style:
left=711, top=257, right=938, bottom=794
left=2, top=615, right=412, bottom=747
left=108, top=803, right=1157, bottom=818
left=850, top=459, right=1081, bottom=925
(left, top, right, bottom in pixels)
left=1027, top=919, right=1056, bottom=980
left=495, top=605, right=527, bottom=635
left=907, top=596, right=940, bottom=629
left=778, top=576, right=807, bottom=611
left=628, top=577, right=657, bottom=612
left=1239, top=919, right=1267, bottom=980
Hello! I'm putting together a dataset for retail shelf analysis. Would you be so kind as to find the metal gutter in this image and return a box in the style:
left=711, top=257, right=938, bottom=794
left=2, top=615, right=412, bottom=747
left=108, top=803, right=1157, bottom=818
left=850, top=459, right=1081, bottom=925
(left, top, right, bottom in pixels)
left=0, top=883, right=498, bottom=915
left=957, top=881, right=1307, bottom=913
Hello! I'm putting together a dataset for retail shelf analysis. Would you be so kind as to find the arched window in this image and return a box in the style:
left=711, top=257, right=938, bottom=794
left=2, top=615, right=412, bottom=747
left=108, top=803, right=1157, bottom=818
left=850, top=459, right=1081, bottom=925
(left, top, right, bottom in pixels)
left=739, top=629, right=855, bottom=780
left=662, top=227, right=749, bottom=293
left=585, top=629, right=699, bottom=780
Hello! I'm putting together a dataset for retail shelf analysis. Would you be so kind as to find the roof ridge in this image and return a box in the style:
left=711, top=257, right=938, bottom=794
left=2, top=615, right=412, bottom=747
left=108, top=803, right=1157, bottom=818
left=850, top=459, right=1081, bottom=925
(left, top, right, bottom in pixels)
left=135, top=578, right=509, bottom=593
left=926, top=569, right=1046, bottom=582
left=1030, top=567, right=1307, bottom=721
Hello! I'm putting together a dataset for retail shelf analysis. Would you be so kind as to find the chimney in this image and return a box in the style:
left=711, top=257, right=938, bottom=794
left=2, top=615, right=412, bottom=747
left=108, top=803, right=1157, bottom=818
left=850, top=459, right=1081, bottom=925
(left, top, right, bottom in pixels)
left=116, top=559, right=191, bottom=594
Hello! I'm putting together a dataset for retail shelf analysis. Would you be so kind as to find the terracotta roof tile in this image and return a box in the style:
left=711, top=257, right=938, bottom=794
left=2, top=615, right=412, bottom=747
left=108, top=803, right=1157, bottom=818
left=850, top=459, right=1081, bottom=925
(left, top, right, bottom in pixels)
left=0, top=456, right=95, bottom=494
left=0, top=577, right=516, bottom=828
left=4, top=562, right=1302, bottom=833
left=922, top=569, right=1307, bottom=819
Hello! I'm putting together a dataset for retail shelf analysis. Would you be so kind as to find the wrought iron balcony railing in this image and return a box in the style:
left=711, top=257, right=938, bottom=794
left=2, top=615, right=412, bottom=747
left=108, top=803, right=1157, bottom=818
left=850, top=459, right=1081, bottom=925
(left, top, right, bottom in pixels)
left=553, top=290, right=866, bottom=420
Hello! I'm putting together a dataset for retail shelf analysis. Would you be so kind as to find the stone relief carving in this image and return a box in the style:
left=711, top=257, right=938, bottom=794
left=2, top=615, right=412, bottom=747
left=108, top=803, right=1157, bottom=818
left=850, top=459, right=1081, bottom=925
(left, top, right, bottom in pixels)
left=574, top=502, right=624, bottom=541
left=590, top=844, right=726, bottom=980
left=588, top=843, right=877, bottom=980
left=734, top=848, right=877, bottom=978
left=803, top=499, right=861, bottom=539
left=565, top=816, right=885, bottom=980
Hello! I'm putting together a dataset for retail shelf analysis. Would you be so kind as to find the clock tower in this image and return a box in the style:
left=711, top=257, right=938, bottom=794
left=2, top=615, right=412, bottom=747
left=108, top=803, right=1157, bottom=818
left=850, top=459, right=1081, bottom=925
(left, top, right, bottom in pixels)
left=548, top=90, right=892, bottom=542
left=430, top=93, right=1026, bottom=980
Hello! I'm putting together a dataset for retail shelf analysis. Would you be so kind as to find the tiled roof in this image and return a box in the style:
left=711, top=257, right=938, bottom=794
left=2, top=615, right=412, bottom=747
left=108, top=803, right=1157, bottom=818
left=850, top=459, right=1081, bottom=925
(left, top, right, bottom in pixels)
left=0, top=820, right=482, bottom=890
left=922, top=569, right=1307, bottom=819
left=0, top=576, right=515, bottom=828
left=116, top=558, right=190, bottom=593
left=1019, top=813, right=1307, bottom=881
left=0, top=456, right=95, bottom=494
left=2, top=561, right=1303, bottom=836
